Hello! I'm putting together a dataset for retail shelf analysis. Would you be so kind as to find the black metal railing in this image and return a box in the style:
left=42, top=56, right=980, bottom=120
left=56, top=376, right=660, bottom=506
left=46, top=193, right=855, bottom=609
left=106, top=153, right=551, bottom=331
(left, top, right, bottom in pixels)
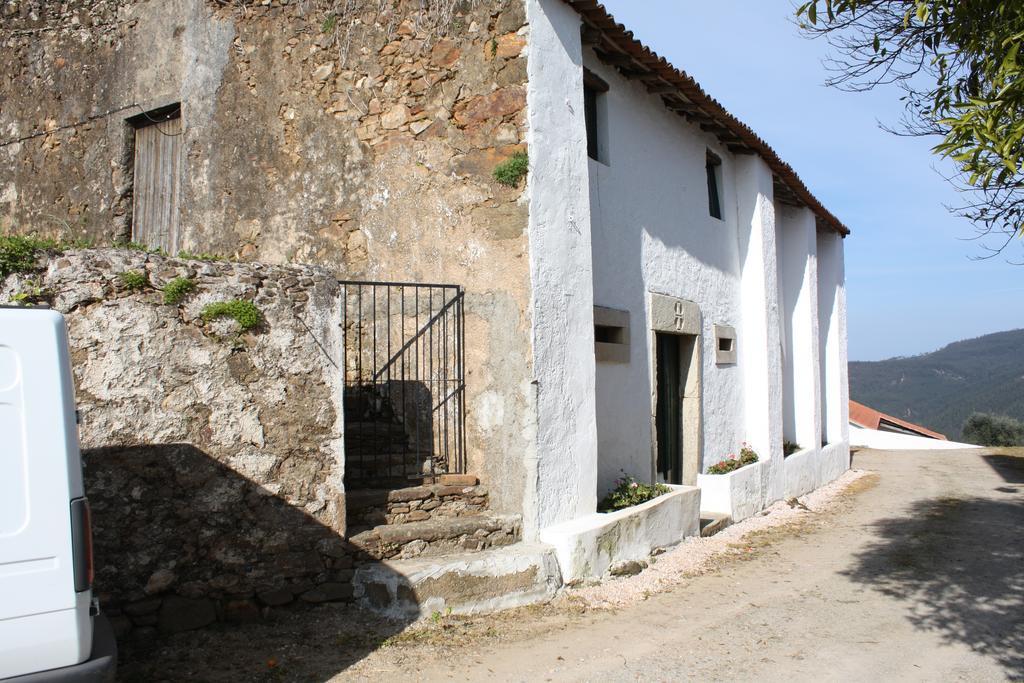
left=341, top=280, right=466, bottom=487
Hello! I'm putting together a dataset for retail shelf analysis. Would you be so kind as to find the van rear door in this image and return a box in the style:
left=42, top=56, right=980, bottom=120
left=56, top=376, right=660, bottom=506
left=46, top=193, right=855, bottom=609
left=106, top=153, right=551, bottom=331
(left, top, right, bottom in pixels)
left=0, top=309, right=91, bottom=677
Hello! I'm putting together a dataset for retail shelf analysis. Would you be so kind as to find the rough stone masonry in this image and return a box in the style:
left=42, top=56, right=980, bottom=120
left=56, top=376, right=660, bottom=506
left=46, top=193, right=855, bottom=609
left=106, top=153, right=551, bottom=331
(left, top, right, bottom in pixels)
left=1, top=0, right=535, bottom=522
left=2, top=247, right=354, bottom=640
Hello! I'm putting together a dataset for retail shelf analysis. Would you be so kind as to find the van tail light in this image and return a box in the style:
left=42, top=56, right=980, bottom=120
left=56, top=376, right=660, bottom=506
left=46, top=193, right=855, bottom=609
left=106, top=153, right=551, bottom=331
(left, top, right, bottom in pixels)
left=70, top=497, right=94, bottom=592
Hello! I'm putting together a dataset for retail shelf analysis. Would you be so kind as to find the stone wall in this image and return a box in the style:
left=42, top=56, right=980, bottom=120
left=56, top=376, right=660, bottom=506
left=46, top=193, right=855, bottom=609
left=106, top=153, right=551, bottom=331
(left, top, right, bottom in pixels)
left=1, top=247, right=356, bottom=640
left=0, top=0, right=535, bottom=517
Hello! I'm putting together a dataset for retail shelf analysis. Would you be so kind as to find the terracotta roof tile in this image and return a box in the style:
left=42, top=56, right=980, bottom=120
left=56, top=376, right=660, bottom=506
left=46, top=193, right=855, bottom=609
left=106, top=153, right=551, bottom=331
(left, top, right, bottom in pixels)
left=849, top=400, right=948, bottom=440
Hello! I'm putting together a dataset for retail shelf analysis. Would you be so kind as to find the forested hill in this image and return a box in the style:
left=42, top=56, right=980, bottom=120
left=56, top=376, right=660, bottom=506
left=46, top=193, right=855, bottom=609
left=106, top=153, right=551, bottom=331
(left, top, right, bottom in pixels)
left=848, top=328, right=1024, bottom=440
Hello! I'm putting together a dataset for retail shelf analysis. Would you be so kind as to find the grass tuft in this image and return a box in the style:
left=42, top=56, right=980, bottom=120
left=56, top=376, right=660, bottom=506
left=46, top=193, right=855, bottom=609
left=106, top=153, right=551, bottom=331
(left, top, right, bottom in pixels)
left=492, top=151, right=528, bottom=187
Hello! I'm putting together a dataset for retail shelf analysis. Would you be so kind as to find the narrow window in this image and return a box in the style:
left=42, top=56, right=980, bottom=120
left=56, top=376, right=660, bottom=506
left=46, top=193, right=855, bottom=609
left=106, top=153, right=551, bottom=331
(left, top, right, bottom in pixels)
left=706, top=151, right=723, bottom=220
left=128, top=104, right=183, bottom=253
left=583, top=69, right=609, bottom=163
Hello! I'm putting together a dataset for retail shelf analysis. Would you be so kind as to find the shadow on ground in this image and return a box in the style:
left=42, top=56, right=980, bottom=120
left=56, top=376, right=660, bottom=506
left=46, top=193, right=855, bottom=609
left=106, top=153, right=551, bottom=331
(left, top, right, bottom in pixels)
left=843, top=457, right=1024, bottom=677
left=81, top=444, right=417, bottom=682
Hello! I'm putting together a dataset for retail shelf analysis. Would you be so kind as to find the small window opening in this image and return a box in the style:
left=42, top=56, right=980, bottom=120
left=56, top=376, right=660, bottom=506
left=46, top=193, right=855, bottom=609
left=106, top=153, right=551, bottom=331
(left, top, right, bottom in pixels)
left=706, top=151, right=723, bottom=220
left=583, top=69, right=609, bottom=163
left=714, top=324, right=737, bottom=364
left=594, top=305, right=629, bottom=363
left=595, top=324, right=624, bottom=345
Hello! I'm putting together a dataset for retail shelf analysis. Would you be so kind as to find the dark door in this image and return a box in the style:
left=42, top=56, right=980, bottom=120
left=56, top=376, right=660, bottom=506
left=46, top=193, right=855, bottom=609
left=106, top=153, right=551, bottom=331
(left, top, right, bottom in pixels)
left=656, top=332, right=682, bottom=484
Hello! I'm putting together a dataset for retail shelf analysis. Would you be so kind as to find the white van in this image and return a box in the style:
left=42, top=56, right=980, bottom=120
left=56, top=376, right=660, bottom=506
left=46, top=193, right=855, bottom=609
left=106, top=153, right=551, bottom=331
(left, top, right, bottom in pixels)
left=0, top=308, right=116, bottom=681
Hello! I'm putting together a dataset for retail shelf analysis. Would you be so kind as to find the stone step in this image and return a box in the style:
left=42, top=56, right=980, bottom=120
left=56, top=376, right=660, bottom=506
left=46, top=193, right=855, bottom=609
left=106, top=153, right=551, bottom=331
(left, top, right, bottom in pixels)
left=700, top=512, right=731, bottom=537
left=347, top=513, right=520, bottom=561
left=352, top=542, right=561, bottom=619
left=346, top=479, right=487, bottom=529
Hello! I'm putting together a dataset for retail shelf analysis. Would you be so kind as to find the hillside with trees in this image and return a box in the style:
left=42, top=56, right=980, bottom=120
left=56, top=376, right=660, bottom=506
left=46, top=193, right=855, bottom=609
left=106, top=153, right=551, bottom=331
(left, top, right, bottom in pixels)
left=849, top=329, right=1024, bottom=440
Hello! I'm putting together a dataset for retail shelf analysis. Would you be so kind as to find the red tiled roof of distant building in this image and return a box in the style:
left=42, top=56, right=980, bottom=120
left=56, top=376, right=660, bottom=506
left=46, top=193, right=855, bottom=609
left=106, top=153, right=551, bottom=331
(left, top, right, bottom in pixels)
left=849, top=400, right=948, bottom=440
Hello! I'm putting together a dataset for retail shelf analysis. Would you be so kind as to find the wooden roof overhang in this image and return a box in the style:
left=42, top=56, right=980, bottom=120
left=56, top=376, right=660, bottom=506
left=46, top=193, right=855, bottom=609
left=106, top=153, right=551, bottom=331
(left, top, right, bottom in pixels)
left=565, top=0, right=851, bottom=237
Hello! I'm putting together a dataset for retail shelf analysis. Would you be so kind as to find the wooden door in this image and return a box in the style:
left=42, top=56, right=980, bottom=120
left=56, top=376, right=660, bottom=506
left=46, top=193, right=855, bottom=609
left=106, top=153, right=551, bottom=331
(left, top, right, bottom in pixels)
left=131, top=115, right=182, bottom=253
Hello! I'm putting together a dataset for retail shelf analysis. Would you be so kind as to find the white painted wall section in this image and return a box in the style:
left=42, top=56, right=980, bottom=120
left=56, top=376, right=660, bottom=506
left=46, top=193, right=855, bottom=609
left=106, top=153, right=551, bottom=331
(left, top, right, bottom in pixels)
left=734, top=155, right=784, bottom=507
left=584, top=51, right=744, bottom=495
left=777, top=205, right=821, bottom=451
left=525, top=0, right=600, bottom=536
left=817, top=231, right=849, bottom=447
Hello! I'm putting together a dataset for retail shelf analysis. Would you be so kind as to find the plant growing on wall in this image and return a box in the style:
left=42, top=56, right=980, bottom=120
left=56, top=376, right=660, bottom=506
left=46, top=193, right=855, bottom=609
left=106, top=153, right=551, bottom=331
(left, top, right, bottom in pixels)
left=119, top=270, right=148, bottom=291
left=177, top=250, right=226, bottom=262
left=598, top=472, right=671, bottom=512
left=162, top=277, right=196, bottom=305
left=783, top=440, right=802, bottom=457
left=0, top=234, right=57, bottom=278
left=201, top=299, right=262, bottom=332
left=706, top=443, right=759, bottom=474
left=9, top=280, right=52, bottom=306
left=492, top=151, right=528, bottom=187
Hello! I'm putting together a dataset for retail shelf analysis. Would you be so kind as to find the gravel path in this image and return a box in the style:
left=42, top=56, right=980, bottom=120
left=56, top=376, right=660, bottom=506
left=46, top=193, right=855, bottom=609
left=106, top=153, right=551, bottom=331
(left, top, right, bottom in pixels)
left=120, top=448, right=1024, bottom=682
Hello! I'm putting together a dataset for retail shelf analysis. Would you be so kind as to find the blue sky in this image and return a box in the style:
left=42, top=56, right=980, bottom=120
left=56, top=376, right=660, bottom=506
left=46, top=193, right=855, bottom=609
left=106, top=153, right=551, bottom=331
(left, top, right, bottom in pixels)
left=598, top=1, right=1024, bottom=361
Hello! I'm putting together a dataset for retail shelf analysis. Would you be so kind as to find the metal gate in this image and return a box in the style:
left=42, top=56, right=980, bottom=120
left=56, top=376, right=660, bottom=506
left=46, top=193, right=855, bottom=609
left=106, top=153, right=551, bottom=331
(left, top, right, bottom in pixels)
left=340, top=280, right=466, bottom=487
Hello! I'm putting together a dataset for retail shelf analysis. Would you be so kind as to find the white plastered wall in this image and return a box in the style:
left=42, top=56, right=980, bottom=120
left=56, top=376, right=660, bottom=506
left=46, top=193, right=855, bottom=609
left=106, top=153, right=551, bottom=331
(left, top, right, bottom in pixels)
left=735, top=155, right=785, bottom=507
left=776, top=205, right=821, bottom=451
left=817, top=230, right=850, bottom=447
left=582, top=50, right=745, bottom=496
left=524, top=0, right=600, bottom=537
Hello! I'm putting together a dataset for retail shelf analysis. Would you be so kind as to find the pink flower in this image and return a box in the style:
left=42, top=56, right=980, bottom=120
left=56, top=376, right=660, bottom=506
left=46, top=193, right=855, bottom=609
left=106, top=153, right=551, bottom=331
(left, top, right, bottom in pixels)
left=630, top=482, right=638, bottom=489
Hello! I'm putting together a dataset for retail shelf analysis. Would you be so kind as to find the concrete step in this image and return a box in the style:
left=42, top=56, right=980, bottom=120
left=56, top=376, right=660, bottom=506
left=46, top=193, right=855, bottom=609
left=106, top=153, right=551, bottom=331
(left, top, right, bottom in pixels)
left=700, top=512, right=731, bottom=537
left=352, top=542, right=562, bottom=619
left=348, top=513, right=520, bottom=561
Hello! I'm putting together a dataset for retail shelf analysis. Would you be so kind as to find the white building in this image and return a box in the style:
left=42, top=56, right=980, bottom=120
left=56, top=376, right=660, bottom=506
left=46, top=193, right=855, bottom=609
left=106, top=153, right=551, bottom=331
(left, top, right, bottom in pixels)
left=525, top=0, right=851, bottom=579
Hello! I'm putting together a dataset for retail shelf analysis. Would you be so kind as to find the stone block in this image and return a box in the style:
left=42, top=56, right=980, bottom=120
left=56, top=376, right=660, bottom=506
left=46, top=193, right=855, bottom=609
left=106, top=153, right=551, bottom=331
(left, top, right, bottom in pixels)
left=224, top=599, right=261, bottom=623
left=437, top=474, right=478, bottom=487
left=124, top=598, right=162, bottom=617
left=299, top=583, right=354, bottom=603
left=158, top=596, right=217, bottom=633
left=257, top=588, right=294, bottom=607
left=387, top=486, right=432, bottom=503
left=316, top=537, right=350, bottom=559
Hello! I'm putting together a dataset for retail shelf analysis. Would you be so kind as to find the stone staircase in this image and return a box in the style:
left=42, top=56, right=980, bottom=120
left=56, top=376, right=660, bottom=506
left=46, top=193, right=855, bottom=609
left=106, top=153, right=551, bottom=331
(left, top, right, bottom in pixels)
left=346, top=478, right=520, bottom=561
left=342, top=388, right=558, bottom=618
left=344, top=477, right=558, bottom=617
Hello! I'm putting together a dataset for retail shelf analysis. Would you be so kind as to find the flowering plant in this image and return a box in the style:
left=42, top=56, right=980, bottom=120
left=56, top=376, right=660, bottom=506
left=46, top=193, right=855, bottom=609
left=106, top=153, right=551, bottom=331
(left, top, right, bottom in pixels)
left=706, top=442, right=759, bottom=474
left=598, top=471, right=671, bottom=512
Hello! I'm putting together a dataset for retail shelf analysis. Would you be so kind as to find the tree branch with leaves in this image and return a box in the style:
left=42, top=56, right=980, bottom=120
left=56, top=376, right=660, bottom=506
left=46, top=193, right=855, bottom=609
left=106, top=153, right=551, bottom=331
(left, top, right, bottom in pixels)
left=797, top=0, right=1024, bottom=259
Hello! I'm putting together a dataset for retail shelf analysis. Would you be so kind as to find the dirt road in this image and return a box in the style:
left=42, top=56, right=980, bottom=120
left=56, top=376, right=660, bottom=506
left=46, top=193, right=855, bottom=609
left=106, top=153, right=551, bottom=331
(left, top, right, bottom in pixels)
left=120, top=448, right=1024, bottom=682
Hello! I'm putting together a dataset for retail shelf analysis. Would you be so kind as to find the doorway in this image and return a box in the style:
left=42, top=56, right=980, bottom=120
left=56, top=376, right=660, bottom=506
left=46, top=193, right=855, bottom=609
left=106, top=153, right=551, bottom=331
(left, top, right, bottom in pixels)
left=655, top=331, right=700, bottom=486
left=655, top=332, right=682, bottom=483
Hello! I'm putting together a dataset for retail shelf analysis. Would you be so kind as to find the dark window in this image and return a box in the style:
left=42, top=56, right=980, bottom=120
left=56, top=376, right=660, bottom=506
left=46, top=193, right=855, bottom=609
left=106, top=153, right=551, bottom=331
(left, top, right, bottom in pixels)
left=718, top=336, right=734, bottom=352
left=584, top=86, right=599, bottom=160
left=706, top=151, right=722, bottom=220
left=127, top=104, right=183, bottom=253
left=583, top=69, right=608, bottom=162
